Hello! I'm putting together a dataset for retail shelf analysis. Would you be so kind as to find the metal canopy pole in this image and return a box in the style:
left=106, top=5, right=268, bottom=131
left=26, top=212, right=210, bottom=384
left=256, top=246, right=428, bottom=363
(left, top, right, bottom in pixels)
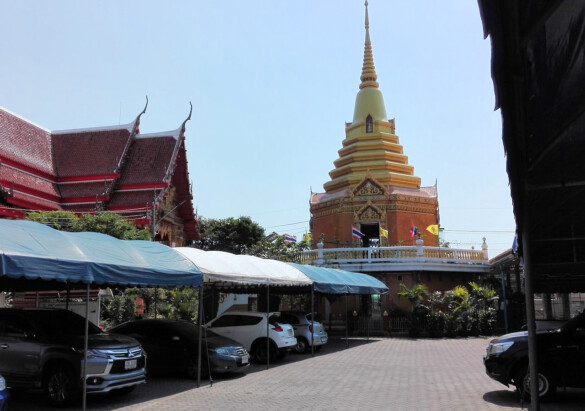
left=522, top=225, right=540, bottom=410
left=197, top=285, right=204, bottom=388
left=345, top=294, right=348, bottom=349
left=82, top=284, right=89, bottom=411
left=266, top=284, right=270, bottom=370
left=499, top=264, right=509, bottom=333
left=154, top=287, right=158, bottom=319
left=311, top=287, right=315, bottom=357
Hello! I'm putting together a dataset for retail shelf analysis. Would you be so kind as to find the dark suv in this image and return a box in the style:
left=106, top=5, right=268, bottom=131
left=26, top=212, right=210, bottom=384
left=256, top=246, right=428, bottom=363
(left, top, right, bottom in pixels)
left=484, top=312, right=585, bottom=400
left=0, top=308, right=146, bottom=406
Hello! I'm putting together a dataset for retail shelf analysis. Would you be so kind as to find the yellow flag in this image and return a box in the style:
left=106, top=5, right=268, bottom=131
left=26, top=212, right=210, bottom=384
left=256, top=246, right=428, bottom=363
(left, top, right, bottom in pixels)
left=303, top=232, right=312, bottom=242
left=379, top=227, right=388, bottom=238
left=426, top=224, right=439, bottom=235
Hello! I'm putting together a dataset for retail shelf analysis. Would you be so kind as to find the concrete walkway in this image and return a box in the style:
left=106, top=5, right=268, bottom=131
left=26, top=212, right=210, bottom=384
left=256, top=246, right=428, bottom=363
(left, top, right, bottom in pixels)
left=9, top=336, right=585, bottom=410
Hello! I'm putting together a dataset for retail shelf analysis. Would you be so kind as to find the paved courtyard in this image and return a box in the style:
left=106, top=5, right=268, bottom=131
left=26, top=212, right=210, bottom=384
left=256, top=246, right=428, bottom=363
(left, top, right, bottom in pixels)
left=9, top=336, right=585, bottom=410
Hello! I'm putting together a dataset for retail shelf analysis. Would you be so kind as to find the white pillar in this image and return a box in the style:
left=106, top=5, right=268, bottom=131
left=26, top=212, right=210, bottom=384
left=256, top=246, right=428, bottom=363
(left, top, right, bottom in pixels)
left=416, top=237, right=423, bottom=256
left=317, top=242, right=324, bottom=266
left=482, top=237, right=489, bottom=260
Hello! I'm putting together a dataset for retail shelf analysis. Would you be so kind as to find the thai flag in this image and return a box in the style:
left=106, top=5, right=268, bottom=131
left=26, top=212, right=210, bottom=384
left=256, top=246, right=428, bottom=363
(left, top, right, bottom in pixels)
left=284, top=234, right=297, bottom=243
left=410, top=225, right=419, bottom=237
left=352, top=226, right=364, bottom=239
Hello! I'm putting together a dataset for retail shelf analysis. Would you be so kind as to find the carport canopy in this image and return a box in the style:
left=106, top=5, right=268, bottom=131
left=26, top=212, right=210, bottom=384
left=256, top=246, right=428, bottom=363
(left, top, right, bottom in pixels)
left=175, top=247, right=388, bottom=295
left=0, top=219, right=203, bottom=291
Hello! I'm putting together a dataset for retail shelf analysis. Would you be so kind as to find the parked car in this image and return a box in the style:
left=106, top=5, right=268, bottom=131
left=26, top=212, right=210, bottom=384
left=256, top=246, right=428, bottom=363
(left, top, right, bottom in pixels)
left=484, top=312, right=585, bottom=400
left=279, top=311, right=328, bottom=353
left=110, top=319, right=249, bottom=378
left=0, top=308, right=146, bottom=407
left=0, top=374, right=8, bottom=411
left=205, top=312, right=296, bottom=363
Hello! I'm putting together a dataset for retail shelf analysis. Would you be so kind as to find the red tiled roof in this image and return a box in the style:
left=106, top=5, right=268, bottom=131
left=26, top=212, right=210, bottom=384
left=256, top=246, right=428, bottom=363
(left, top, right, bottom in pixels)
left=52, top=129, right=132, bottom=177
left=171, top=142, right=198, bottom=241
left=116, top=136, right=177, bottom=186
left=0, top=108, right=54, bottom=175
left=0, top=107, right=199, bottom=241
left=108, top=191, right=161, bottom=209
left=0, top=167, right=60, bottom=198
left=58, top=181, right=109, bottom=199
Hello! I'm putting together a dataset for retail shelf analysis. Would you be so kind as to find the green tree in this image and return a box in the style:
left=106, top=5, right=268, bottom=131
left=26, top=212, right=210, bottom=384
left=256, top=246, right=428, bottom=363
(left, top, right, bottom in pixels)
left=247, top=234, right=310, bottom=262
left=397, top=283, right=428, bottom=310
left=76, top=212, right=150, bottom=240
left=27, top=210, right=79, bottom=231
left=159, top=288, right=199, bottom=322
left=26, top=211, right=149, bottom=240
left=397, top=283, right=429, bottom=337
left=102, top=294, right=136, bottom=327
left=195, top=216, right=265, bottom=254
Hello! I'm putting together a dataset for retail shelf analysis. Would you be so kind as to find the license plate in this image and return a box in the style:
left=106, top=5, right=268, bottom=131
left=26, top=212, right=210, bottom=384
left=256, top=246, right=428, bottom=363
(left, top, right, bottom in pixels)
left=321, top=337, right=327, bottom=343
left=242, top=355, right=249, bottom=364
left=125, top=359, right=137, bottom=370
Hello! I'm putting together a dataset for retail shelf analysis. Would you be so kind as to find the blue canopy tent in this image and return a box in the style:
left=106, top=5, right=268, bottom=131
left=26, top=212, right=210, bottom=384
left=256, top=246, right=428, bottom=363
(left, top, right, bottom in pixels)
left=0, top=219, right=203, bottom=409
left=288, top=263, right=388, bottom=295
left=0, top=220, right=202, bottom=290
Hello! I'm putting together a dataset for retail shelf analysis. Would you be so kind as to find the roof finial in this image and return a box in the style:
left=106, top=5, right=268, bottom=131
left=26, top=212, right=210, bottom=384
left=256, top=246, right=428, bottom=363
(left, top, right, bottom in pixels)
left=360, top=0, right=379, bottom=90
left=180, top=101, right=193, bottom=134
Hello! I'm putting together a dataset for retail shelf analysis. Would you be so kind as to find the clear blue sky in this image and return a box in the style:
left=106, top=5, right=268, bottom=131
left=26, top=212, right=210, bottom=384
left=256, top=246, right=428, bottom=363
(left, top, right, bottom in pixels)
left=0, top=1, right=515, bottom=258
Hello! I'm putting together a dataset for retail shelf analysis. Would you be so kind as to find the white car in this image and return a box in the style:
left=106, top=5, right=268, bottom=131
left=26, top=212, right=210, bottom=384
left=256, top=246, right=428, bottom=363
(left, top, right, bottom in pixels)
left=205, top=312, right=296, bottom=363
left=279, top=311, right=328, bottom=353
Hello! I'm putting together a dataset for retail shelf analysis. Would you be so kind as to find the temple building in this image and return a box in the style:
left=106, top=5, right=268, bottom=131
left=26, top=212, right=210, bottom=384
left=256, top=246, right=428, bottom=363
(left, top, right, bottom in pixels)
left=304, top=2, right=491, bottom=323
left=310, top=2, right=439, bottom=249
left=0, top=100, right=199, bottom=246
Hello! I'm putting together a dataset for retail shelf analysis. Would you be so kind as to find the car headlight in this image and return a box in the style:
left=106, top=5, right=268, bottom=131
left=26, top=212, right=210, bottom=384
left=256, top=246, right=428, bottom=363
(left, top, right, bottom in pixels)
left=0, top=375, right=6, bottom=391
left=213, top=347, right=231, bottom=356
left=486, top=341, right=514, bottom=356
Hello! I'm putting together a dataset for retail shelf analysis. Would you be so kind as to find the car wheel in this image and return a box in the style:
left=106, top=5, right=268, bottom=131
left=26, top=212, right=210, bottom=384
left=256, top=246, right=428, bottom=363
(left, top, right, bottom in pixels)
left=253, top=340, right=277, bottom=364
left=186, top=355, right=209, bottom=379
left=294, top=337, right=308, bottom=353
left=515, top=366, right=556, bottom=401
left=44, top=364, right=78, bottom=407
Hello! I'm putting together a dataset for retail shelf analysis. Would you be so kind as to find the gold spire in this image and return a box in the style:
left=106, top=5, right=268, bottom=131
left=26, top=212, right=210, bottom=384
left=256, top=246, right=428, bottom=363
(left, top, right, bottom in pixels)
left=323, top=1, right=421, bottom=193
left=360, top=1, right=379, bottom=90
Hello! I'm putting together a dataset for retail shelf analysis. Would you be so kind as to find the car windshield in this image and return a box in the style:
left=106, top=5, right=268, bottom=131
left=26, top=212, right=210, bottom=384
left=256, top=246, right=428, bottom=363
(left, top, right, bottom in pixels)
left=163, top=321, right=221, bottom=340
left=561, top=312, right=585, bottom=333
left=306, top=313, right=321, bottom=323
left=33, top=310, right=102, bottom=336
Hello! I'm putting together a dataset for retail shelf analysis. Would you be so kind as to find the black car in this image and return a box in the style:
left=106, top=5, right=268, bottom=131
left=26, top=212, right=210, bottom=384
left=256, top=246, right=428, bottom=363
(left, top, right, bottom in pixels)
left=110, top=319, right=250, bottom=378
left=0, top=308, right=146, bottom=407
left=484, top=312, right=585, bottom=400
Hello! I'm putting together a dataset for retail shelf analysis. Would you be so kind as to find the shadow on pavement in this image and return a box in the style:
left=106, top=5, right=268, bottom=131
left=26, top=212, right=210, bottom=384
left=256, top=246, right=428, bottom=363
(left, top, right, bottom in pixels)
left=482, top=389, right=522, bottom=408
left=8, top=373, right=244, bottom=411
left=482, top=388, right=585, bottom=411
left=241, top=336, right=380, bottom=375
left=8, top=337, right=380, bottom=410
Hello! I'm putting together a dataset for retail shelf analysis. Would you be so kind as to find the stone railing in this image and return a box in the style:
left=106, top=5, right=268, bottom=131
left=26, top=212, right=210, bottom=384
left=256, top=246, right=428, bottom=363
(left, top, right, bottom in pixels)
left=300, top=241, right=488, bottom=266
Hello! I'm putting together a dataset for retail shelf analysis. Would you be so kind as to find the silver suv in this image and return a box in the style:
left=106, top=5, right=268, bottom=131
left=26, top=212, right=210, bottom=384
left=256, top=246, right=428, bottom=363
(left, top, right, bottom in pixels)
left=206, top=312, right=296, bottom=363
left=0, top=308, right=146, bottom=407
left=279, top=311, right=328, bottom=353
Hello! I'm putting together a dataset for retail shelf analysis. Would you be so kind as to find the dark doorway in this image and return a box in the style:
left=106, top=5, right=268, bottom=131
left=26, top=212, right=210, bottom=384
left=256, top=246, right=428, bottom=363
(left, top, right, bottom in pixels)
left=360, top=223, right=379, bottom=247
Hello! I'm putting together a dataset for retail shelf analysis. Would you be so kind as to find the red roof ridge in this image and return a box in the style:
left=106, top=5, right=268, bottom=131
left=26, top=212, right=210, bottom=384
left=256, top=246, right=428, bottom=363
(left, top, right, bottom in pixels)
left=52, top=121, right=136, bottom=135
left=0, top=106, right=50, bottom=133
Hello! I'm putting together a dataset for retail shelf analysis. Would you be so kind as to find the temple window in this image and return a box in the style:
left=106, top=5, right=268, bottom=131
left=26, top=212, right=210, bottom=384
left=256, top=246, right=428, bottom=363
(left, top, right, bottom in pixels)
left=366, top=115, right=373, bottom=133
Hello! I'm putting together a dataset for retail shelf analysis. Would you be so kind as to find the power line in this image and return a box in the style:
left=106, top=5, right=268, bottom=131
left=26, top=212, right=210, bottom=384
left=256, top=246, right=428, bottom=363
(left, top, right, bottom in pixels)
left=443, top=229, right=514, bottom=234
left=265, top=220, right=309, bottom=229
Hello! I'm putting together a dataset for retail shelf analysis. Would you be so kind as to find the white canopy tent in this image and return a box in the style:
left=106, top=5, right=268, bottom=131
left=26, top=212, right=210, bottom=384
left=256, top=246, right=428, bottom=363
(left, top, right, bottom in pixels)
left=175, top=247, right=389, bottom=376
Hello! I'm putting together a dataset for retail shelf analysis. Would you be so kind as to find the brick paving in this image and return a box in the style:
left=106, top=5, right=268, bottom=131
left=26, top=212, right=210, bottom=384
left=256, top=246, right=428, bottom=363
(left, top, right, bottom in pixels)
left=9, top=336, right=585, bottom=410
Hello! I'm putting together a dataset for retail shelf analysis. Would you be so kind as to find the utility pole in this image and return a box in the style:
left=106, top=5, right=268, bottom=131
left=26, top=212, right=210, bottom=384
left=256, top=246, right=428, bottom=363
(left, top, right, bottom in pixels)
left=150, top=201, right=156, bottom=241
